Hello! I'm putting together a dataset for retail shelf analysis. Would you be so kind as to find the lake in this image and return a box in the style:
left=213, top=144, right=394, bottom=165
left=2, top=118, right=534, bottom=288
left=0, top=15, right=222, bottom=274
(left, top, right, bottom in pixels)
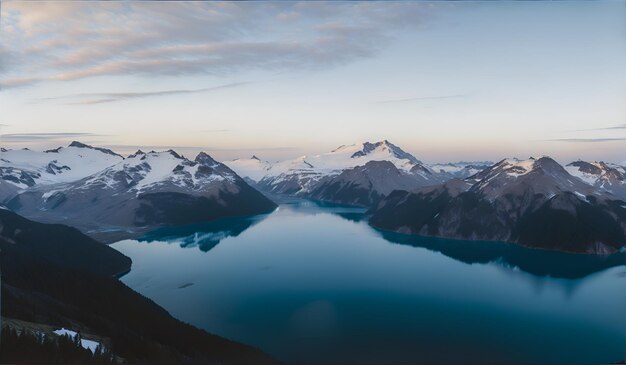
left=112, top=200, right=626, bottom=364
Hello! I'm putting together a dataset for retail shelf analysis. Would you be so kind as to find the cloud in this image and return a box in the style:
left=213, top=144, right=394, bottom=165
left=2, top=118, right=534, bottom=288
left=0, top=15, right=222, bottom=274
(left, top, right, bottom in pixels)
left=0, top=76, right=41, bottom=89
left=569, top=123, right=626, bottom=132
left=591, top=124, right=626, bottom=130
left=1, top=132, right=103, bottom=141
left=35, top=82, right=249, bottom=105
left=0, top=2, right=435, bottom=89
left=547, top=138, right=626, bottom=143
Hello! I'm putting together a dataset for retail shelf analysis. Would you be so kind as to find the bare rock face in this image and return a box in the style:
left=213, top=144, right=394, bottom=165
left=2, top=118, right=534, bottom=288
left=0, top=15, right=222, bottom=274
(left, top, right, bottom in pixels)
left=370, top=157, right=626, bottom=254
left=566, top=160, right=626, bottom=200
left=308, top=160, right=440, bottom=207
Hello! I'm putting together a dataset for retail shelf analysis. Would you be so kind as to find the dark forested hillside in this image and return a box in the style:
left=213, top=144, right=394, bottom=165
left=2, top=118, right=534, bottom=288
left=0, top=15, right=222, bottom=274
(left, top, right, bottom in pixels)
left=0, top=326, right=116, bottom=364
left=0, top=209, right=275, bottom=364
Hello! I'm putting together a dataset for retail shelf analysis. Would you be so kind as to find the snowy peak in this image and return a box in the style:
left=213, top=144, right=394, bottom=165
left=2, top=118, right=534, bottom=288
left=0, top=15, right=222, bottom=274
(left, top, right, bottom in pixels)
left=225, top=156, right=273, bottom=182
left=566, top=160, right=626, bottom=199
left=80, top=149, right=239, bottom=195
left=165, top=149, right=184, bottom=160
left=568, top=160, right=604, bottom=176
left=532, top=156, right=569, bottom=174
left=226, top=140, right=427, bottom=183
left=228, top=140, right=435, bottom=196
left=312, top=140, right=423, bottom=173
left=430, top=161, right=493, bottom=179
left=66, top=141, right=123, bottom=158
left=469, top=156, right=597, bottom=199
left=128, top=150, right=145, bottom=158
left=475, top=157, right=564, bottom=179
left=195, top=152, right=218, bottom=166
left=567, top=160, right=624, bottom=181
left=0, top=142, right=124, bottom=189
left=349, top=140, right=422, bottom=165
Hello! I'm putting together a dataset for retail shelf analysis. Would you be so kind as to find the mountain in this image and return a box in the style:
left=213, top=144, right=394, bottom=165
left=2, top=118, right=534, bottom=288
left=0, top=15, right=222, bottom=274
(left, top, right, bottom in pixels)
left=430, top=161, right=494, bottom=179
left=307, top=160, right=439, bottom=207
left=7, top=149, right=276, bottom=241
left=0, top=209, right=275, bottom=364
left=226, top=141, right=490, bottom=207
left=225, top=155, right=272, bottom=182
left=236, top=140, right=439, bottom=195
left=0, top=142, right=123, bottom=199
left=369, top=157, right=626, bottom=254
left=566, top=160, right=626, bottom=199
left=0, top=208, right=131, bottom=277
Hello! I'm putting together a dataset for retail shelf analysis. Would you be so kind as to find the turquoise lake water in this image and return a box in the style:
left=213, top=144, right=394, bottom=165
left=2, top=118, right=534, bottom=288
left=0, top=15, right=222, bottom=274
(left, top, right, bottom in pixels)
left=112, top=200, right=626, bottom=364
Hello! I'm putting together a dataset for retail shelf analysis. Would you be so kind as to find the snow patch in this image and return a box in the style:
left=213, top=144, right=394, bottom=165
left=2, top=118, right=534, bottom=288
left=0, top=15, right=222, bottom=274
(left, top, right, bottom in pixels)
left=573, top=191, right=589, bottom=202
left=53, top=328, right=102, bottom=353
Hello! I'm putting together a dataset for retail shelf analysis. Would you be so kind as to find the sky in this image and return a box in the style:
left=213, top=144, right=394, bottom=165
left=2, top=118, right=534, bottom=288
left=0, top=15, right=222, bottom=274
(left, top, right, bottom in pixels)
left=0, top=1, right=625, bottom=164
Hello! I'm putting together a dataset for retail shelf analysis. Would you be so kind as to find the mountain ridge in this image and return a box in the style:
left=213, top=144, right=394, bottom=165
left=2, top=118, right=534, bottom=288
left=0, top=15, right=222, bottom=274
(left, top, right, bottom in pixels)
left=369, top=157, right=626, bottom=254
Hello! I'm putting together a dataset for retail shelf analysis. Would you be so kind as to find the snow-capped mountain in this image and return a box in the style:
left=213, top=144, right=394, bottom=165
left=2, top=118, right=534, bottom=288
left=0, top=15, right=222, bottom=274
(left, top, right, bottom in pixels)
left=566, top=160, right=626, bottom=199
left=227, top=140, right=440, bottom=196
left=226, top=140, right=490, bottom=206
left=370, top=157, right=626, bottom=254
left=467, top=157, right=598, bottom=199
left=224, top=155, right=272, bottom=182
left=227, top=140, right=424, bottom=182
left=7, top=149, right=276, bottom=241
left=0, top=141, right=123, bottom=197
left=430, top=161, right=493, bottom=179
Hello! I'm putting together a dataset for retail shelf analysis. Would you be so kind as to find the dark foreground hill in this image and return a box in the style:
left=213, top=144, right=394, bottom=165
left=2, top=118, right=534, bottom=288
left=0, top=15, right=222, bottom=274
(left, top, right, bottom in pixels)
left=0, top=209, right=276, bottom=364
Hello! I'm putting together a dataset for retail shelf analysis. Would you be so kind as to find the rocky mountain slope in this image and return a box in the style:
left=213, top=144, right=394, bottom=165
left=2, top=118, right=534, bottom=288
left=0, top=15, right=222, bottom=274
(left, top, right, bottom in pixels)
left=307, top=160, right=435, bottom=206
left=369, top=157, right=626, bottom=254
left=566, top=160, right=626, bottom=199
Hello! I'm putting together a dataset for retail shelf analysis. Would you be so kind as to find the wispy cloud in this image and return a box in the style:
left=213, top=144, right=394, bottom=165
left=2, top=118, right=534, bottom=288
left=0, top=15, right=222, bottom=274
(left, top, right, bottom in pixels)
left=547, top=138, right=626, bottom=143
left=374, top=94, right=467, bottom=104
left=568, top=123, right=626, bottom=132
left=589, top=123, right=626, bottom=131
left=1, top=132, right=103, bottom=141
left=35, top=82, right=249, bottom=105
left=0, top=2, right=436, bottom=89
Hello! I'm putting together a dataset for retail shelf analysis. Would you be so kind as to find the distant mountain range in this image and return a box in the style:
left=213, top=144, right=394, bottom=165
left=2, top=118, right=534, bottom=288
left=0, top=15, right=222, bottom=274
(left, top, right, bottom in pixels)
left=225, top=140, right=626, bottom=206
left=226, top=140, right=493, bottom=206
left=1, top=140, right=624, bottom=253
